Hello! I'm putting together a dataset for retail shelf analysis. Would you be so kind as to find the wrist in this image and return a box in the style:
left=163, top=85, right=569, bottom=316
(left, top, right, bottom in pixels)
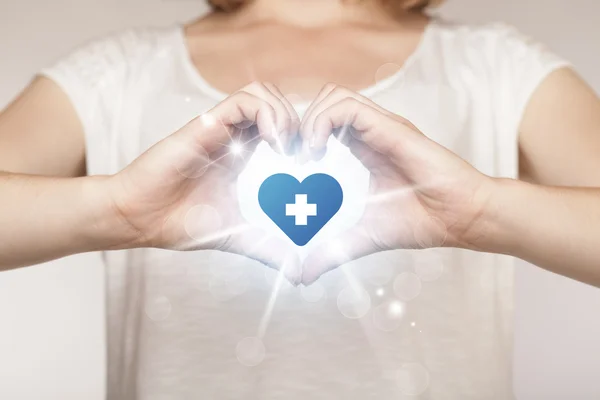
left=454, top=177, right=522, bottom=254
left=448, top=176, right=504, bottom=251
left=82, top=175, right=147, bottom=251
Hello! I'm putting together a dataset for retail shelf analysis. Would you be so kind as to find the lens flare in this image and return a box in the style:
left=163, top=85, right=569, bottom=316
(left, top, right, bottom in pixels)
left=230, top=141, right=244, bottom=156
left=372, top=300, right=405, bottom=332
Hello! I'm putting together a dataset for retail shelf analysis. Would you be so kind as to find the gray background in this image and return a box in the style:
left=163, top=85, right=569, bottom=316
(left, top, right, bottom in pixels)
left=0, top=0, right=599, bottom=398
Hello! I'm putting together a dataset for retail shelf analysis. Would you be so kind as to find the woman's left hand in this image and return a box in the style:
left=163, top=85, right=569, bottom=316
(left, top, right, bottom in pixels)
left=299, top=85, right=494, bottom=285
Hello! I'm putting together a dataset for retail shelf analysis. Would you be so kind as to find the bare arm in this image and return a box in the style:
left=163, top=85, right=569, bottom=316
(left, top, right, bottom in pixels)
left=0, top=173, right=133, bottom=270
left=0, top=77, right=86, bottom=177
left=468, top=68, right=600, bottom=286
left=298, top=80, right=600, bottom=288
left=469, top=180, right=600, bottom=287
left=0, top=80, right=301, bottom=279
left=0, top=77, right=111, bottom=270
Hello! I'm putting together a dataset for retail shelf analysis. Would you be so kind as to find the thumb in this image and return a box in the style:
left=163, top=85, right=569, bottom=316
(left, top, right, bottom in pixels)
left=301, top=224, right=379, bottom=285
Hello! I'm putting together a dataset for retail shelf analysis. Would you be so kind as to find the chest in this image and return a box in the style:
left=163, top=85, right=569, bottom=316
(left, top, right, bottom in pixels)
left=187, top=26, right=421, bottom=99
left=110, top=30, right=510, bottom=182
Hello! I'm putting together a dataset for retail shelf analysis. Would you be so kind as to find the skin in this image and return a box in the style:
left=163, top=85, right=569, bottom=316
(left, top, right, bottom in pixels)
left=1, top=0, right=600, bottom=288
left=298, top=86, right=600, bottom=287
left=0, top=82, right=304, bottom=282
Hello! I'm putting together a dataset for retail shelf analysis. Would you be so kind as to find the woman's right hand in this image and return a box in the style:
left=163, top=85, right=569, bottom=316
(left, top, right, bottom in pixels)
left=107, top=82, right=303, bottom=283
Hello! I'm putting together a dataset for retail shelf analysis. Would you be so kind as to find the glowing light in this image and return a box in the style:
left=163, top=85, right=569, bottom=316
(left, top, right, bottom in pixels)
left=375, top=288, right=385, bottom=297
left=258, top=260, right=292, bottom=338
left=328, top=239, right=347, bottom=257
left=389, top=300, right=404, bottom=316
left=263, top=269, right=294, bottom=291
left=236, top=138, right=370, bottom=262
left=230, top=141, right=244, bottom=156
left=199, top=113, right=217, bottom=127
left=411, top=321, right=416, bottom=327
left=373, top=300, right=405, bottom=331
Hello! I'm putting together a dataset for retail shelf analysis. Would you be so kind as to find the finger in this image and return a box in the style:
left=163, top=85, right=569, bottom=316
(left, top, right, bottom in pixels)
left=296, top=83, right=338, bottom=162
left=240, top=82, right=295, bottom=155
left=337, top=134, right=384, bottom=171
left=309, top=92, right=397, bottom=149
left=312, top=97, right=415, bottom=160
left=228, top=227, right=303, bottom=286
left=300, top=85, right=397, bottom=161
left=299, top=82, right=337, bottom=135
left=301, top=224, right=378, bottom=285
left=181, top=91, right=276, bottom=154
left=263, top=83, right=301, bottom=155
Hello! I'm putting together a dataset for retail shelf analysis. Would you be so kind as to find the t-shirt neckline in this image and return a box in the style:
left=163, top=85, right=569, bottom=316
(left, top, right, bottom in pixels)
left=174, top=18, right=438, bottom=108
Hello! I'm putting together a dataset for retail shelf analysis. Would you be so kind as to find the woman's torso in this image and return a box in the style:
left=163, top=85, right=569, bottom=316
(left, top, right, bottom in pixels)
left=42, top=16, right=569, bottom=400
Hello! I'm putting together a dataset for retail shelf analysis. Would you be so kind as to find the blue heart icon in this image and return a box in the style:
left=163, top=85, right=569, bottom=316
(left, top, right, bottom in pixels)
left=258, top=173, right=343, bottom=246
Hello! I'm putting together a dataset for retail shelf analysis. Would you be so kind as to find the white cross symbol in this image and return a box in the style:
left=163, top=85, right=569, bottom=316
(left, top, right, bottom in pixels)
left=285, top=194, right=317, bottom=226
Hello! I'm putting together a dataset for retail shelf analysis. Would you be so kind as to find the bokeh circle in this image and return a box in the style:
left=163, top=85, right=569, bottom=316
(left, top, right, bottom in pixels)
left=236, top=337, right=266, bottom=367
left=337, top=286, right=371, bottom=319
left=393, top=272, right=422, bottom=302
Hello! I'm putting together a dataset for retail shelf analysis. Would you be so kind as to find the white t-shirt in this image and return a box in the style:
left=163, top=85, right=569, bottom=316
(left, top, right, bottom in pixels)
left=41, top=19, right=570, bottom=400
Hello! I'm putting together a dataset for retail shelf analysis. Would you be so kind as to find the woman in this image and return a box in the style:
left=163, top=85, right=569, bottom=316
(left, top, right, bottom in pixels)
left=1, top=0, right=600, bottom=398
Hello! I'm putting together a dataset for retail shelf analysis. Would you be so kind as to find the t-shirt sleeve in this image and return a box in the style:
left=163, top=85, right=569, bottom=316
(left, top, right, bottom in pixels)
left=38, top=30, right=145, bottom=174
left=485, top=23, right=572, bottom=131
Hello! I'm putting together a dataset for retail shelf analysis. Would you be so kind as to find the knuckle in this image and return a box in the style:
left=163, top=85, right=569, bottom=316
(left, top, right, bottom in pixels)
left=341, top=96, right=356, bottom=104
left=243, top=81, right=267, bottom=94
left=263, top=81, right=277, bottom=91
left=338, top=96, right=359, bottom=110
left=313, top=112, right=328, bottom=128
left=338, top=86, right=352, bottom=95
left=331, top=84, right=351, bottom=97
left=231, top=90, right=253, bottom=102
left=324, top=82, right=338, bottom=91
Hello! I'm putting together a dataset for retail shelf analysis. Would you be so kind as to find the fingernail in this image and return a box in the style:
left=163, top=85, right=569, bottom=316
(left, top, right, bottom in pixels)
left=302, top=276, right=314, bottom=286
left=311, top=146, right=327, bottom=161
left=262, top=131, right=273, bottom=142
left=309, top=134, right=317, bottom=148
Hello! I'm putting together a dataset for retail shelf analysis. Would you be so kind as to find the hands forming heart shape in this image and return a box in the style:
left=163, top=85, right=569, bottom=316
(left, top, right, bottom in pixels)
left=108, top=82, right=492, bottom=286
